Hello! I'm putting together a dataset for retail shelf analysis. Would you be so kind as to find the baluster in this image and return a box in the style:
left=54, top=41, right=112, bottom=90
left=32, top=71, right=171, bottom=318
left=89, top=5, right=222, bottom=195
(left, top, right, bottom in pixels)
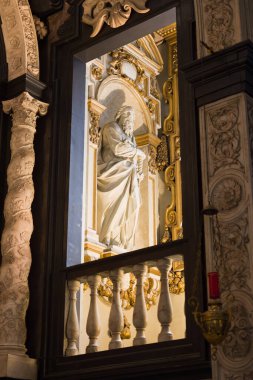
left=157, top=258, right=173, bottom=342
left=86, top=275, right=101, bottom=353
left=133, top=264, right=148, bottom=345
left=65, top=280, right=80, bottom=356
left=108, top=269, right=124, bottom=349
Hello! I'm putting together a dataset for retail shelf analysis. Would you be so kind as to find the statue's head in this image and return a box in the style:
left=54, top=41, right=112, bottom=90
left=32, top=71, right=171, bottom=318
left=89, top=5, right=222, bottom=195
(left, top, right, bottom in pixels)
left=115, top=106, right=135, bottom=137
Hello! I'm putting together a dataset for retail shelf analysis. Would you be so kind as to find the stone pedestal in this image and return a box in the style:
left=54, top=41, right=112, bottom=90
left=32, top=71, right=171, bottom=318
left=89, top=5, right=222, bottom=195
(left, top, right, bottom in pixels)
left=0, top=354, right=37, bottom=380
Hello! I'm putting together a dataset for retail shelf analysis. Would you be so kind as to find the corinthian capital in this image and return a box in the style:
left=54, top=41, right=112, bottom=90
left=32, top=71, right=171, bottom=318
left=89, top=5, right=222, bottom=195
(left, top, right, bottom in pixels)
left=2, top=91, right=48, bottom=127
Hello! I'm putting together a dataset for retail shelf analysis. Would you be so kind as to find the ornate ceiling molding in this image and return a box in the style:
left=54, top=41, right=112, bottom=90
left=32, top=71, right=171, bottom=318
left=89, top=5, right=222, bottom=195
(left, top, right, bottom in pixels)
left=82, top=0, right=150, bottom=38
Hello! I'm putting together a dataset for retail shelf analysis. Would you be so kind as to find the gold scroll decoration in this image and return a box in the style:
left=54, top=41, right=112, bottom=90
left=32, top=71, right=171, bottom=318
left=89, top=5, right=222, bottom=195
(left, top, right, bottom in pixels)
left=156, top=23, right=183, bottom=242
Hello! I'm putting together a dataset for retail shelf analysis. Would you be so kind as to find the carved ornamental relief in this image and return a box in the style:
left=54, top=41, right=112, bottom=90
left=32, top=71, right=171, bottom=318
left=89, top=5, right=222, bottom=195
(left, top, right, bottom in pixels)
left=222, top=300, right=251, bottom=360
left=204, top=0, right=235, bottom=51
left=213, top=213, right=250, bottom=294
left=200, top=94, right=253, bottom=375
left=207, top=102, right=243, bottom=177
left=194, top=0, right=242, bottom=58
left=82, top=0, right=150, bottom=37
left=0, top=0, right=39, bottom=80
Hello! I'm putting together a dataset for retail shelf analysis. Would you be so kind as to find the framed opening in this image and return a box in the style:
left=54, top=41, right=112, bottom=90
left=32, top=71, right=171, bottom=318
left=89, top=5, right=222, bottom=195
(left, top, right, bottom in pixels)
left=42, top=2, right=211, bottom=379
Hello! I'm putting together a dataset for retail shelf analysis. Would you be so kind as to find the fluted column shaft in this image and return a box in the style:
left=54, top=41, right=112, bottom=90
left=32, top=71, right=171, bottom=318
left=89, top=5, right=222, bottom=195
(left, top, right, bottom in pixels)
left=0, top=92, right=48, bottom=355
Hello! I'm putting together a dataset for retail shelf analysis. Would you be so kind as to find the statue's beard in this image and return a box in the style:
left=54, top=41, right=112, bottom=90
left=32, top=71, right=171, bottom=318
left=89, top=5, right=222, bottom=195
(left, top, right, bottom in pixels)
left=122, top=121, right=133, bottom=137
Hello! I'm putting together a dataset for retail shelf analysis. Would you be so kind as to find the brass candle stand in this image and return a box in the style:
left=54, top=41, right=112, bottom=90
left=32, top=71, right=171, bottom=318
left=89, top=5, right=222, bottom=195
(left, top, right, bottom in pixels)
left=190, top=298, right=230, bottom=360
left=189, top=205, right=231, bottom=360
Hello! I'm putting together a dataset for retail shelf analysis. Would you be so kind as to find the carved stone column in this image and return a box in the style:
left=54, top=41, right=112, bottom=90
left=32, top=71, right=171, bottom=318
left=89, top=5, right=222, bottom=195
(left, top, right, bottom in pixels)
left=199, top=93, right=253, bottom=379
left=0, top=92, right=48, bottom=379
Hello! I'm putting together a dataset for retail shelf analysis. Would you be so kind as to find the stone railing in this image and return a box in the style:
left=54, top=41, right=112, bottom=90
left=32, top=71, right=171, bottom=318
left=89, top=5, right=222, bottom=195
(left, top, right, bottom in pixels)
left=64, top=240, right=186, bottom=355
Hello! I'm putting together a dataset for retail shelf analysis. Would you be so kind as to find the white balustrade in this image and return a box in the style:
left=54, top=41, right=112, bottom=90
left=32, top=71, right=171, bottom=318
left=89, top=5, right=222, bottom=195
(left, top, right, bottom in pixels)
left=108, top=269, right=124, bottom=349
left=65, top=280, right=81, bottom=356
left=65, top=256, right=178, bottom=354
left=86, top=275, right=101, bottom=353
left=157, top=257, right=173, bottom=341
left=133, top=264, right=148, bottom=345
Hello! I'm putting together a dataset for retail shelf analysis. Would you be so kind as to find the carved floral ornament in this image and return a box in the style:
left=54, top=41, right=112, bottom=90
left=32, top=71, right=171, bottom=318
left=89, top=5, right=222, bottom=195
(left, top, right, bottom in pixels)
left=207, top=102, right=243, bottom=176
left=82, top=0, right=150, bottom=37
left=211, top=177, right=243, bottom=212
left=204, top=0, right=235, bottom=52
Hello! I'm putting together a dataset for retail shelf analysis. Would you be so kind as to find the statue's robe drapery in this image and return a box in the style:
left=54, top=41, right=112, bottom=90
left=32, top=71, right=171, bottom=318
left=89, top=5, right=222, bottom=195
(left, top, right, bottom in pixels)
left=97, top=122, right=141, bottom=249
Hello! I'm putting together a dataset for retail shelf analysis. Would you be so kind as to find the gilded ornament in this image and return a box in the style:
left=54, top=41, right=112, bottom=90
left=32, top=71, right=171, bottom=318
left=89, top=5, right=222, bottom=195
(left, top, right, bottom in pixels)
left=82, top=0, right=150, bottom=38
left=156, top=23, right=177, bottom=39
left=165, top=166, right=175, bottom=182
left=91, top=65, right=103, bottom=80
left=97, top=272, right=159, bottom=311
left=168, top=270, right=185, bottom=294
left=156, top=134, right=169, bottom=172
left=147, top=98, right=155, bottom=114
left=89, top=111, right=100, bottom=144
left=172, top=44, right=178, bottom=74
left=175, top=136, right=181, bottom=160
left=148, top=145, right=157, bottom=175
left=163, top=77, right=173, bottom=103
left=108, top=48, right=145, bottom=93
left=121, top=314, right=131, bottom=339
left=166, top=210, right=177, bottom=227
left=161, top=226, right=172, bottom=243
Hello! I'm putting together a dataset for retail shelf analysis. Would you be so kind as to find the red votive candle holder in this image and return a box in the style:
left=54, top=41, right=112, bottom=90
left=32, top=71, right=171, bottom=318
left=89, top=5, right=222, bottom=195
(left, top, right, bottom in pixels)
left=208, top=272, right=220, bottom=299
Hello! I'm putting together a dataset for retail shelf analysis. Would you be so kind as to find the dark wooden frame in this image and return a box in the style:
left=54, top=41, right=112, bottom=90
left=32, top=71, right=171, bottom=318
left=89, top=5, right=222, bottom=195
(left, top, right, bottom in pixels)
left=1, top=1, right=211, bottom=379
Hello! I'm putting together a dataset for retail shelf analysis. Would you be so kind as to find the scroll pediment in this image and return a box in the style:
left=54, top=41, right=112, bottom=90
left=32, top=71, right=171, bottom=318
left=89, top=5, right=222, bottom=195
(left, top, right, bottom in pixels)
left=122, top=35, right=163, bottom=76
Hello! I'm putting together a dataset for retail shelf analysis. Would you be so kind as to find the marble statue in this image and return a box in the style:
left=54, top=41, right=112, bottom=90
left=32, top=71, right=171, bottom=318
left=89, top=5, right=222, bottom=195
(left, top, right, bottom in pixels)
left=97, top=106, right=145, bottom=250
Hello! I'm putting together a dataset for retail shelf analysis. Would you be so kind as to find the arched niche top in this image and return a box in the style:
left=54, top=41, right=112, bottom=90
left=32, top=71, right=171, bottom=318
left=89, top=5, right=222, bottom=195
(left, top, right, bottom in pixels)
left=0, top=0, right=39, bottom=81
left=97, top=75, right=154, bottom=135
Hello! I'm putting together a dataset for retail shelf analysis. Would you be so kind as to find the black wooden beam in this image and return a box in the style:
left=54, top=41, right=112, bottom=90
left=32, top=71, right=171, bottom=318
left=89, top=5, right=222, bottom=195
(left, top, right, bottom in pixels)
left=0, top=74, right=46, bottom=101
left=183, top=40, right=253, bottom=106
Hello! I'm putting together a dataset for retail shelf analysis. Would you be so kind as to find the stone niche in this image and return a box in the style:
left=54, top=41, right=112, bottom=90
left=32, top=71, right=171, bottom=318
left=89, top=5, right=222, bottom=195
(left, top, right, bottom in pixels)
left=84, top=34, right=165, bottom=260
